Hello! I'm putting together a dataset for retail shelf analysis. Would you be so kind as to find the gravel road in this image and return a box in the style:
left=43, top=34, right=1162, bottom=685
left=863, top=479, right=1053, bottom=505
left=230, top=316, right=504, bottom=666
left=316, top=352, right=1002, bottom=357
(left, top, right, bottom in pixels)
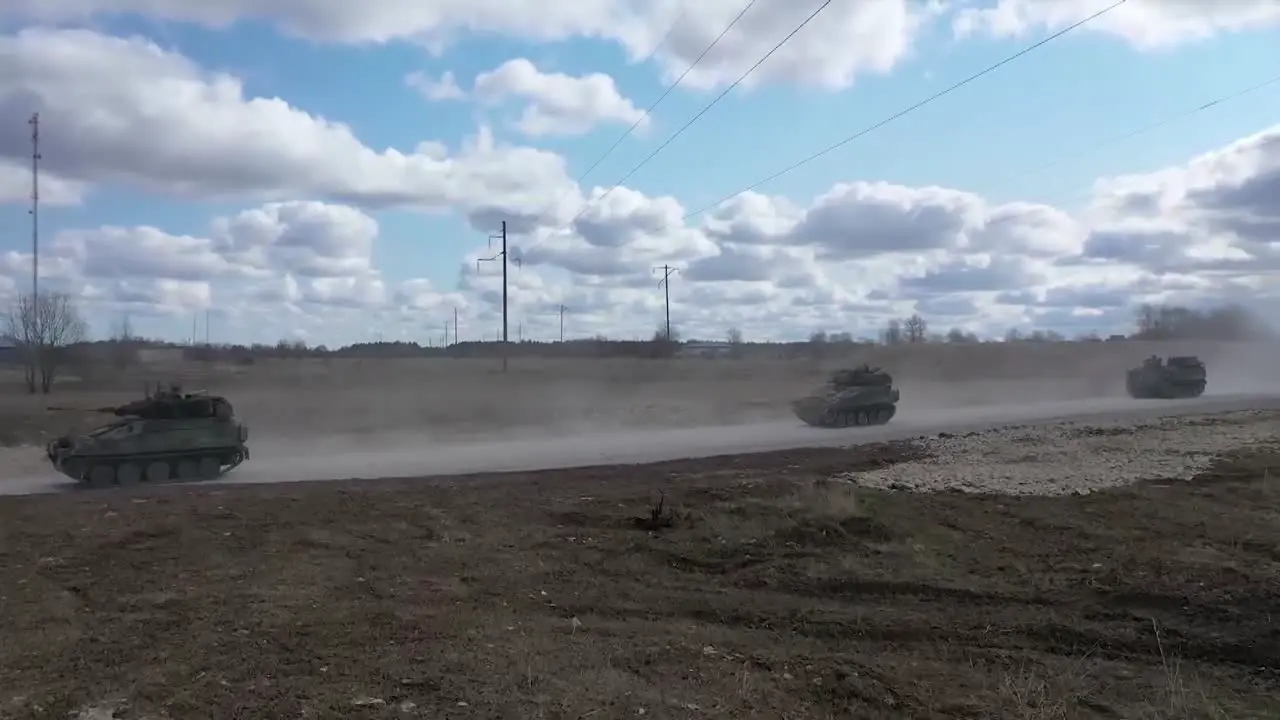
left=2, top=391, right=1278, bottom=496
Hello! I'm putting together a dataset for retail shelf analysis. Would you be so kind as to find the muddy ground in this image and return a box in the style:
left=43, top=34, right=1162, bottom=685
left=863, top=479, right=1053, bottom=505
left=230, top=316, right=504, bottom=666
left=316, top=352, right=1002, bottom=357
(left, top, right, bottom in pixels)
left=1, top=415, right=1279, bottom=719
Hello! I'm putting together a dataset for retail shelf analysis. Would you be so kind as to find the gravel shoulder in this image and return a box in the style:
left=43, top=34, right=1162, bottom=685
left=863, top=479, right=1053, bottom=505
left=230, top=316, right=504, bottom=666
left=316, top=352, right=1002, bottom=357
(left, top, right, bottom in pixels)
left=1, top=410, right=1279, bottom=719
left=852, top=408, right=1280, bottom=495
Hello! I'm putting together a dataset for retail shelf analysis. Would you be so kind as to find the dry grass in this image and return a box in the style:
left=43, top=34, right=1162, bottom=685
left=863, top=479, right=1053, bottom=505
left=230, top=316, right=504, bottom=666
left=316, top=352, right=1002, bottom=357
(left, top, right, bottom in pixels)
left=1, top=426, right=1277, bottom=719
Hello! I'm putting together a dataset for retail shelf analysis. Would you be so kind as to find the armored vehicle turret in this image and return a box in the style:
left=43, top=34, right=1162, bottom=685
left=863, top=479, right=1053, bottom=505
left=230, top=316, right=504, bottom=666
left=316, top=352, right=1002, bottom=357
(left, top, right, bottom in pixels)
left=1125, top=355, right=1207, bottom=399
left=46, top=383, right=250, bottom=488
left=792, top=364, right=900, bottom=428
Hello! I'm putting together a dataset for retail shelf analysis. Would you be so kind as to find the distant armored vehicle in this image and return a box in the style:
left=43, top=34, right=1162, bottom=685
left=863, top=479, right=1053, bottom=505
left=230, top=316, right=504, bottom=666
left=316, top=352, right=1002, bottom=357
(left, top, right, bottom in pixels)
left=46, top=383, right=250, bottom=487
left=1125, top=355, right=1207, bottom=399
left=792, top=364, right=900, bottom=428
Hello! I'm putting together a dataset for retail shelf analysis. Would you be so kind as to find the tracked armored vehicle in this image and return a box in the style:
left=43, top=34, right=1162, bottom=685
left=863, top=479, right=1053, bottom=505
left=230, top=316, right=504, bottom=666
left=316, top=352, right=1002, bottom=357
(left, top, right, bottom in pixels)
left=1126, top=355, right=1207, bottom=399
left=46, top=383, right=250, bottom=487
left=792, top=364, right=900, bottom=428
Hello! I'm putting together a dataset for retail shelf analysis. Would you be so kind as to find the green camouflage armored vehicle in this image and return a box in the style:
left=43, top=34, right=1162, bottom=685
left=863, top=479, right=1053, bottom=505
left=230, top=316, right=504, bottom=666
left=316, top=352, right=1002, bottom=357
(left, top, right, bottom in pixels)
left=46, top=383, right=250, bottom=487
left=792, top=364, right=900, bottom=428
left=1125, top=355, right=1207, bottom=399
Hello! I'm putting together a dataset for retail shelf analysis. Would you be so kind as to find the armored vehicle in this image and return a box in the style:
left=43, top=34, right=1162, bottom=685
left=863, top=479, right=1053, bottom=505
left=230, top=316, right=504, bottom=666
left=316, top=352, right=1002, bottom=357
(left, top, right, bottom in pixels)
left=1125, top=355, right=1207, bottom=399
left=46, top=383, right=250, bottom=487
left=792, top=364, right=900, bottom=428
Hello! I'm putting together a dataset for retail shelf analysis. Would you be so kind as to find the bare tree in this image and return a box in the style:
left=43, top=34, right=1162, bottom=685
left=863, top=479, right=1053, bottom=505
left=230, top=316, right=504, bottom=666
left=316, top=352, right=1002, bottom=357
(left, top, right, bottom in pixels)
left=903, top=313, right=928, bottom=343
left=1131, top=303, right=1273, bottom=341
left=111, top=313, right=134, bottom=341
left=946, top=327, right=978, bottom=343
left=5, top=291, right=88, bottom=394
left=652, top=324, right=681, bottom=343
left=726, top=326, right=743, bottom=345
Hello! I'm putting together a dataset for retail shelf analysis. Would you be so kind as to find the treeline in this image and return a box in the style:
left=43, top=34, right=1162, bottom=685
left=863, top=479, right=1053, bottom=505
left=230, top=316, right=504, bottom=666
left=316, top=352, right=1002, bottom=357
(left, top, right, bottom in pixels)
left=77, top=302, right=1274, bottom=364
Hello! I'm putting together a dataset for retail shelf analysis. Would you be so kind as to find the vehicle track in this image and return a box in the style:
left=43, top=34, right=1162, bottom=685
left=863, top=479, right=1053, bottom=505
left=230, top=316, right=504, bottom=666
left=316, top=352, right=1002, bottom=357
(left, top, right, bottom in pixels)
left=2, top=392, right=1277, bottom=496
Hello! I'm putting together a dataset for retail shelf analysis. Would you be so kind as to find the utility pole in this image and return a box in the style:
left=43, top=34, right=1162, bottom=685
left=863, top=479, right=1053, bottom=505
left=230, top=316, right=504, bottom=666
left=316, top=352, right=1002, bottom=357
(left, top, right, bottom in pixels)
left=518, top=322, right=523, bottom=343
left=192, top=313, right=198, bottom=346
left=558, top=304, right=566, bottom=342
left=205, top=309, right=210, bottom=345
left=443, top=319, right=449, bottom=347
left=29, top=113, right=39, bottom=308
left=478, top=221, right=508, bottom=371
left=454, top=306, right=459, bottom=345
left=653, top=264, right=678, bottom=341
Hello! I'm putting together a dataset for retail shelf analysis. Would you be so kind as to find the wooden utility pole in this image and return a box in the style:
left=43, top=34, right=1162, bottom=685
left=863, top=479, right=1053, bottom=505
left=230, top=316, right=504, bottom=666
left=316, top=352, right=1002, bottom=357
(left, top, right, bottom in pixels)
left=478, top=221, right=509, bottom=371
left=653, top=264, right=678, bottom=340
left=558, top=304, right=566, bottom=342
left=29, top=113, right=39, bottom=308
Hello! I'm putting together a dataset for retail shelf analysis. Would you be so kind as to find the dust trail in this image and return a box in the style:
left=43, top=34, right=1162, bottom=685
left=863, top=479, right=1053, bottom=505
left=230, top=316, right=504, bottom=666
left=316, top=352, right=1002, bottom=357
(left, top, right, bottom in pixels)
left=4, top=393, right=1278, bottom=497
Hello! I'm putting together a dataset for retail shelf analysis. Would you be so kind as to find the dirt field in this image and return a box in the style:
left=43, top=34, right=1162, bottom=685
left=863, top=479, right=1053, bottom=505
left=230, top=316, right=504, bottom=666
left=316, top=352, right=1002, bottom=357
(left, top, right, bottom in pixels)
left=2, top=409, right=1278, bottom=719
left=0, top=340, right=1275, bottom=449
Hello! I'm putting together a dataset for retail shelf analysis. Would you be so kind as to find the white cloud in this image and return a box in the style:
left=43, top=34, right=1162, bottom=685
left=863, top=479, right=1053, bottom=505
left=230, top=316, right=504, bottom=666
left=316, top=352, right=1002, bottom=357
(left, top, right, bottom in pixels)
left=3, top=0, right=1274, bottom=94
left=0, top=160, right=88, bottom=206
left=0, top=28, right=578, bottom=216
left=4, top=121, right=1275, bottom=346
left=405, top=70, right=464, bottom=101
left=0, top=0, right=933, bottom=91
left=408, top=58, right=648, bottom=137
left=471, top=58, right=648, bottom=137
left=953, top=0, right=1280, bottom=48
left=0, top=16, right=1277, bottom=345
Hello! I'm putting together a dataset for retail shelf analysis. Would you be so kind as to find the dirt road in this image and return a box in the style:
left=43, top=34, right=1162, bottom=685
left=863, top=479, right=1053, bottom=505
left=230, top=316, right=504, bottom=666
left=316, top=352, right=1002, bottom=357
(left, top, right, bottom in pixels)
left=1, top=409, right=1278, bottom=719
left=3, top=392, right=1278, bottom=496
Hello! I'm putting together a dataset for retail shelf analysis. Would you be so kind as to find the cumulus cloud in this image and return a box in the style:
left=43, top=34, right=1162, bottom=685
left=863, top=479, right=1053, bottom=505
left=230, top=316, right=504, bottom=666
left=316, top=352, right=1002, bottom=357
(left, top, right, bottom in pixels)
left=0, top=0, right=932, bottom=91
left=489, top=124, right=1280, bottom=342
left=0, top=28, right=578, bottom=216
left=0, top=11, right=1277, bottom=345
left=467, top=58, right=648, bottom=137
left=0, top=160, right=88, bottom=206
left=5, top=0, right=1273, bottom=93
left=3, top=120, right=1277, bottom=345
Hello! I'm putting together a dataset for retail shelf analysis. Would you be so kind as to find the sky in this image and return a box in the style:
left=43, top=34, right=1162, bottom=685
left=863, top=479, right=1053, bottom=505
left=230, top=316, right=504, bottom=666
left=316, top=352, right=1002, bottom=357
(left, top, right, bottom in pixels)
left=0, top=0, right=1278, bottom=347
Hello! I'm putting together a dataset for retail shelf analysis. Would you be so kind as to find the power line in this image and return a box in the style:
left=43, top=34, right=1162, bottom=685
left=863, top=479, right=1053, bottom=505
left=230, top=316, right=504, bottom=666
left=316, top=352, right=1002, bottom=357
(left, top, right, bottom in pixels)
left=682, top=0, right=1129, bottom=221
left=572, top=3, right=697, bottom=184
left=493, top=3, right=698, bottom=275
left=599, top=0, right=832, bottom=199
left=1007, top=70, right=1280, bottom=192
left=524, top=0, right=826, bottom=258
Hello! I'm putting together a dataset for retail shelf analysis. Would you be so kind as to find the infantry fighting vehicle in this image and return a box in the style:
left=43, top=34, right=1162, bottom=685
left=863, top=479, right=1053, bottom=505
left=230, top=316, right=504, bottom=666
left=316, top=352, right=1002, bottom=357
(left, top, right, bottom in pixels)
left=46, top=383, right=250, bottom=487
left=1125, top=355, right=1207, bottom=399
left=792, top=364, right=900, bottom=428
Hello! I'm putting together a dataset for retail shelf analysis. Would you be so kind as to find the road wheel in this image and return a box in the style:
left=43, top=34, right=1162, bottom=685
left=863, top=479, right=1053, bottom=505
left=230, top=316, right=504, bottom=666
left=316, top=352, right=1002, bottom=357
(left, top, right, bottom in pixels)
left=63, top=460, right=87, bottom=481
left=87, top=465, right=115, bottom=487
left=197, top=457, right=221, bottom=480
left=176, top=459, right=199, bottom=482
left=116, top=462, right=142, bottom=486
left=144, top=461, right=170, bottom=483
